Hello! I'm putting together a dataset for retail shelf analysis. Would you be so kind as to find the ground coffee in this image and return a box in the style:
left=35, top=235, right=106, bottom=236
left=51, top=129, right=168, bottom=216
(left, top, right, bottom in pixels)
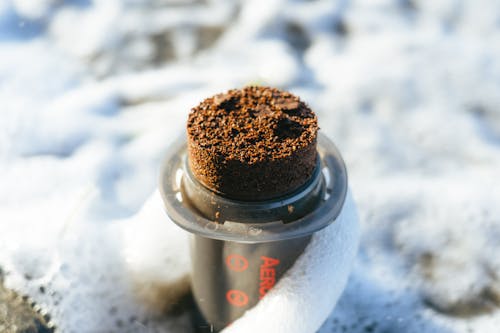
left=187, top=86, right=318, bottom=200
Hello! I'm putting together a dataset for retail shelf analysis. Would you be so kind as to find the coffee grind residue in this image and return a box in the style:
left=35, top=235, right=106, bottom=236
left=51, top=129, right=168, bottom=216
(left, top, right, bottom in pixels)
left=187, top=86, right=318, bottom=201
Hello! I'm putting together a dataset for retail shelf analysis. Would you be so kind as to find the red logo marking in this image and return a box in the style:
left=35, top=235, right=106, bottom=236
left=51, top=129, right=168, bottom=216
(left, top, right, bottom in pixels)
left=259, top=256, right=280, bottom=299
left=226, top=254, right=249, bottom=272
left=226, top=289, right=249, bottom=307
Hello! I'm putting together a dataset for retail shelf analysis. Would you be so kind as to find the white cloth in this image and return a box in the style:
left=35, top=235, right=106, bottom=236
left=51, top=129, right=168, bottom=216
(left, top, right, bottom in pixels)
left=124, top=190, right=359, bottom=333
left=223, top=191, right=360, bottom=333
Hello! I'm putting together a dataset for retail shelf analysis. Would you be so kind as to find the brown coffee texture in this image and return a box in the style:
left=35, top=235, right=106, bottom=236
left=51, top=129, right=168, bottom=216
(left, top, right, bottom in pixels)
left=186, top=86, right=318, bottom=200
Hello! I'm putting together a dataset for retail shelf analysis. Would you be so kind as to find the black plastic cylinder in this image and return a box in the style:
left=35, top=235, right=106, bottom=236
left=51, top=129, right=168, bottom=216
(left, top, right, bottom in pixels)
left=182, top=159, right=322, bottom=331
left=159, top=134, right=348, bottom=332
left=190, top=235, right=311, bottom=331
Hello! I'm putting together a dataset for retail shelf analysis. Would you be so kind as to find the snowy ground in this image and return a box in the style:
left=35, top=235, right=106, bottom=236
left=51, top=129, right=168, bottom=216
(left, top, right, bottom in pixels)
left=1, top=0, right=500, bottom=332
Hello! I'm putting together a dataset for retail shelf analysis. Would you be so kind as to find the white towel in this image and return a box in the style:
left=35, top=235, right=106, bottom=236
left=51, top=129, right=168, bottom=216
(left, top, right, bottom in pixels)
left=223, top=191, right=360, bottom=333
left=124, top=190, right=359, bottom=332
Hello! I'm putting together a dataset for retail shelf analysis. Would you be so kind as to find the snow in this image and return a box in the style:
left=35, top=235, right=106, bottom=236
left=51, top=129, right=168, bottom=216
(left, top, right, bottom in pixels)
left=1, top=0, right=500, bottom=332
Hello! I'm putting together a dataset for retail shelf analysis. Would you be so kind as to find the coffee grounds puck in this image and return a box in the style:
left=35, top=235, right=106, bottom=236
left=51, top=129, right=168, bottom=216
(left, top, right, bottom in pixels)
left=186, top=86, right=318, bottom=201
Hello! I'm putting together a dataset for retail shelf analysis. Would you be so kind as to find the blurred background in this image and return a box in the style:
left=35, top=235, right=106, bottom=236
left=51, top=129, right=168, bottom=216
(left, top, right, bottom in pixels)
left=1, top=0, right=500, bottom=332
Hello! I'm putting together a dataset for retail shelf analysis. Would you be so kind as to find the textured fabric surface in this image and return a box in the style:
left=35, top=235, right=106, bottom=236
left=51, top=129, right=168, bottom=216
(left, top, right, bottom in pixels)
left=224, top=191, right=360, bottom=333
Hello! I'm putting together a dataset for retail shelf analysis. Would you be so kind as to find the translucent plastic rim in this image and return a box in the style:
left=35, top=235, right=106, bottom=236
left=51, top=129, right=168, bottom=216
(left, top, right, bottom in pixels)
left=159, top=133, right=348, bottom=243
